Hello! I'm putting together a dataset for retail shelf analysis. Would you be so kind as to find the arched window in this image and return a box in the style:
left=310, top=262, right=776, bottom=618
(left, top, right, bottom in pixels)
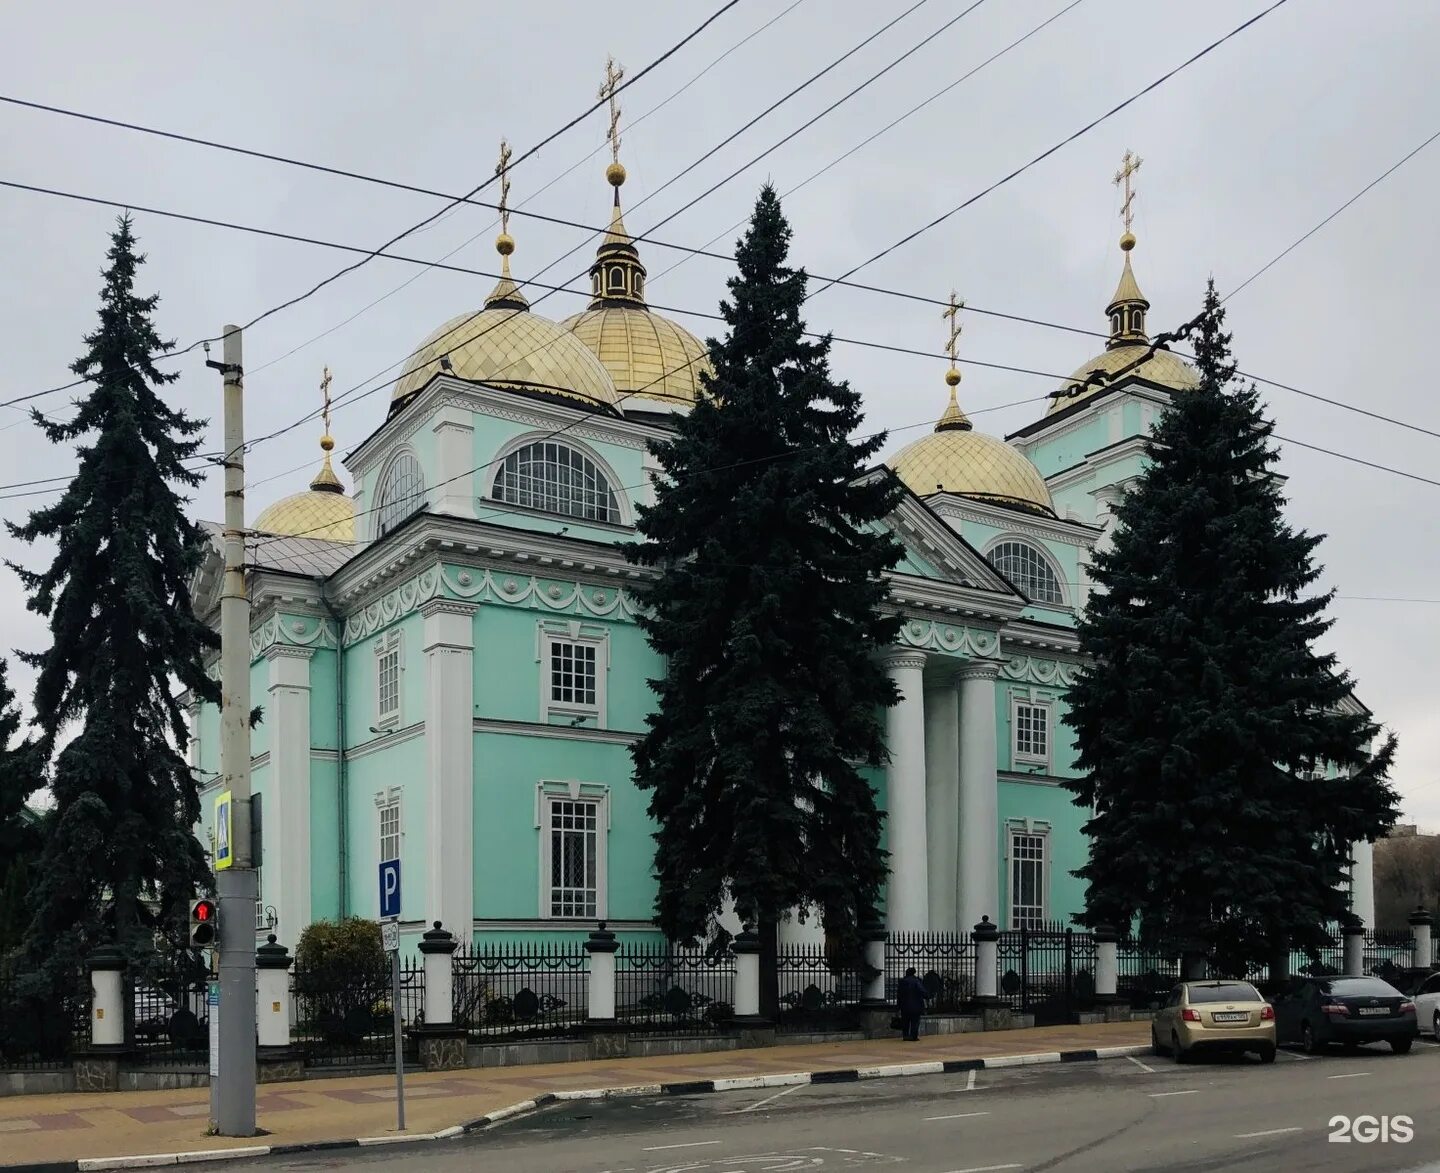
left=987, top=541, right=1064, bottom=605
left=375, top=452, right=425, bottom=537
left=492, top=441, right=620, bottom=524
left=608, top=265, right=625, bottom=292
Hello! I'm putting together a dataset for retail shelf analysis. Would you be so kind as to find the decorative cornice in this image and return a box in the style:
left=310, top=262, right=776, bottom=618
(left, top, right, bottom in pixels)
left=896, top=619, right=1002, bottom=660
left=251, top=613, right=337, bottom=660
left=419, top=597, right=478, bottom=619
left=928, top=494, right=1100, bottom=547
left=263, top=643, right=317, bottom=662
left=474, top=717, right=639, bottom=746
left=878, top=649, right=929, bottom=672
left=999, top=654, right=1079, bottom=687
left=953, top=661, right=1002, bottom=682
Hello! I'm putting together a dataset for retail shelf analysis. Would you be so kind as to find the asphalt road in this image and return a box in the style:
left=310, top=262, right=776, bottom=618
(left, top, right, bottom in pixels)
left=243, top=1038, right=1440, bottom=1173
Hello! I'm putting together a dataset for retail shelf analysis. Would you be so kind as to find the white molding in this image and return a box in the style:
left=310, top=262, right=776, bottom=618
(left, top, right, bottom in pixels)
left=981, top=535, right=1072, bottom=610
left=474, top=716, right=639, bottom=746
left=536, top=784, right=611, bottom=921
left=372, top=445, right=426, bottom=543
left=928, top=494, right=1100, bottom=547
left=536, top=620, right=610, bottom=729
left=347, top=722, right=425, bottom=759
left=473, top=918, right=659, bottom=932
left=1004, top=819, right=1052, bottom=928
left=373, top=629, right=403, bottom=730
left=483, top=429, right=635, bottom=528
left=1009, top=694, right=1052, bottom=770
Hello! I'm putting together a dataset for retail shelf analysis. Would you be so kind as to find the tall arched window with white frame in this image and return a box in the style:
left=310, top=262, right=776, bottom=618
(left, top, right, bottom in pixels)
left=375, top=452, right=425, bottom=537
left=987, top=540, right=1065, bottom=606
left=492, top=440, right=621, bottom=524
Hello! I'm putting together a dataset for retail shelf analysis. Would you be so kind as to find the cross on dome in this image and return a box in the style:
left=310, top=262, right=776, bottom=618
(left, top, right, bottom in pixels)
left=936, top=290, right=970, bottom=432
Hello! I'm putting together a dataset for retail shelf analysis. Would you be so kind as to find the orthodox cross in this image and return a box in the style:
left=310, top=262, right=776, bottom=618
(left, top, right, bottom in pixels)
left=495, top=138, right=513, bottom=235
left=600, top=56, right=624, bottom=165
left=319, top=366, right=333, bottom=434
left=1113, top=149, right=1143, bottom=236
left=942, top=290, right=964, bottom=363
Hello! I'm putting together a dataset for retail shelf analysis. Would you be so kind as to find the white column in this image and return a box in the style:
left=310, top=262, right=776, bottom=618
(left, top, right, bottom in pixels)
left=1411, top=911, right=1433, bottom=971
left=423, top=600, right=476, bottom=941
left=420, top=922, right=458, bottom=1027
left=972, top=918, right=999, bottom=1002
left=1342, top=923, right=1365, bottom=978
left=862, top=930, right=887, bottom=1004
left=585, top=926, right=618, bottom=1021
left=432, top=406, right=475, bottom=518
left=881, top=650, right=929, bottom=931
left=732, top=932, right=761, bottom=1019
left=255, top=936, right=292, bottom=1048
left=924, top=672, right=961, bottom=933
left=957, top=662, right=1000, bottom=934
left=1350, top=839, right=1375, bottom=929
left=266, top=645, right=314, bottom=939
left=1094, top=930, right=1118, bottom=1000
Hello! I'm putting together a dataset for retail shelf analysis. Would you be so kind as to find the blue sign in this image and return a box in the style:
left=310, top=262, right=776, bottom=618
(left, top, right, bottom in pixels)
left=378, top=859, right=402, bottom=920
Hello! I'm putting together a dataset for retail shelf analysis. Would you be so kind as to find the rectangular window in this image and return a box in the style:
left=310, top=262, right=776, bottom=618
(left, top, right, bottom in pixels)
left=550, top=641, right=597, bottom=708
left=254, top=869, right=266, bottom=932
left=376, top=633, right=401, bottom=726
left=548, top=799, right=599, bottom=919
left=1010, top=831, right=1047, bottom=930
left=379, top=800, right=400, bottom=869
left=1013, top=701, right=1049, bottom=765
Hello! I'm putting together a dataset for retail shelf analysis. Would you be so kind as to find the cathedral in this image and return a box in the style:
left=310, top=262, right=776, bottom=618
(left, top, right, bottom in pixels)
left=187, top=128, right=1376, bottom=951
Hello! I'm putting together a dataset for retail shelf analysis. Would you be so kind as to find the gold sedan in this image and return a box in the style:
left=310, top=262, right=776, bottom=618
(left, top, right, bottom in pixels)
left=1151, top=980, right=1276, bottom=1064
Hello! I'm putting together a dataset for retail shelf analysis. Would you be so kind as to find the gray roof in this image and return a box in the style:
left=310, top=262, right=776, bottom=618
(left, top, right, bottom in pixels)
left=200, top=521, right=355, bottom=580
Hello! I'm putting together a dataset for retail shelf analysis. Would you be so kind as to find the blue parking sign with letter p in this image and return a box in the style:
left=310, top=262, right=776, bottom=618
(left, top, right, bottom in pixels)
left=378, top=859, right=401, bottom=919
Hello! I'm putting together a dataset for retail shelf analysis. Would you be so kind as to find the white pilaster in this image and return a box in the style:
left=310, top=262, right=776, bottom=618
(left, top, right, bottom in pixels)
left=957, top=661, right=1000, bottom=933
left=1350, top=839, right=1375, bottom=929
left=924, top=673, right=961, bottom=932
left=266, top=645, right=314, bottom=939
left=423, top=599, right=476, bottom=942
left=432, top=405, right=475, bottom=518
left=882, top=650, right=929, bottom=931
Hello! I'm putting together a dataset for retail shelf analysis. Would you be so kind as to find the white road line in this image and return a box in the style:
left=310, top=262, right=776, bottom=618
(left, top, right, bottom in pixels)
left=1236, top=1127, right=1303, bottom=1139
left=1148, top=1089, right=1199, bottom=1098
left=1127, top=1055, right=1157, bottom=1074
left=939, top=1164, right=1024, bottom=1173
left=642, top=1140, right=722, bottom=1151
left=1327, top=1072, right=1372, bottom=1080
left=1280, top=1048, right=1312, bottom=1060
left=966, top=1068, right=978, bottom=1092
left=735, top=1084, right=805, bottom=1113
left=924, top=1111, right=992, bottom=1122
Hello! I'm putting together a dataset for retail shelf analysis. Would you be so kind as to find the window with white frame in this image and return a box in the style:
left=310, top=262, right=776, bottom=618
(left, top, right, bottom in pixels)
left=375, top=452, right=425, bottom=537
left=1009, top=827, right=1048, bottom=930
left=986, top=540, right=1065, bottom=606
left=538, top=622, right=607, bottom=725
left=492, top=441, right=620, bottom=524
left=1012, top=697, right=1051, bottom=766
left=378, top=793, right=401, bottom=869
left=375, top=632, right=401, bottom=727
left=542, top=794, right=603, bottom=919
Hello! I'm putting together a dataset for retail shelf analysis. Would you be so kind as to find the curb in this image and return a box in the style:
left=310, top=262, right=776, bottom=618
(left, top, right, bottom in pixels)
left=9, top=1044, right=1151, bottom=1172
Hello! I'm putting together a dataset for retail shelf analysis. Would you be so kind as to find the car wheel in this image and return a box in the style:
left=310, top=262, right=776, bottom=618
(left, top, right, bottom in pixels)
left=1172, top=1032, right=1188, bottom=1064
left=1301, top=1021, right=1320, bottom=1055
left=1391, top=1038, right=1413, bottom=1055
left=1257, top=1044, right=1276, bottom=1064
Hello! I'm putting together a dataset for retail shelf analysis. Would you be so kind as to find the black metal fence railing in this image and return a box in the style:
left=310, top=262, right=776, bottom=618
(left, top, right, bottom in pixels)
left=996, top=922, right=1098, bottom=1025
left=127, top=948, right=211, bottom=1067
left=773, top=940, right=861, bottom=1034
left=454, top=942, right=588, bottom=1042
left=886, top=932, right=975, bottom=1013
left=292, top=956, right=423, bottom=1067
left=1115, top=939, right=1180, bottom=1010
left=0, top=963, right=82, bottom=1071
left=616, top=939, right=735, bottom=1037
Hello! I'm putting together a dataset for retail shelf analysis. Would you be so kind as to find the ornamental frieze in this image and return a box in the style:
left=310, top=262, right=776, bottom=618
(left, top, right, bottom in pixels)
left=250, top=613, right=338, bottom=660
left=897, top=619, right=1080, bottom=687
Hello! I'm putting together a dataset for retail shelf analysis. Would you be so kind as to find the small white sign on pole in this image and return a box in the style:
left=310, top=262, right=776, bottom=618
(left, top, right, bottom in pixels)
left=381, top=919, right=400, bottom=954
left=207, top=982, right=220, bottom=1078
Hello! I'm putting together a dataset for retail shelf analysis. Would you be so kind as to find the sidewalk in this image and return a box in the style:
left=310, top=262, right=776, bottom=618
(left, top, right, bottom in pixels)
left=0, top=1021, right=1148, bottom=1168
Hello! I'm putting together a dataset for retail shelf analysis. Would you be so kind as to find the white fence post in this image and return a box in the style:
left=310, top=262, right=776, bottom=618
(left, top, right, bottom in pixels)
left=1093, top=924, right=1118, bottom=1001
left=419, top=921, right=457, bottom=1027
left=1410, top=907, right=1433, bottom=971
left=971, top=917, right=1000, bottom=1004
left=87, top=947, right=127, bottom=1048
left=1342, top=920, right=1366, bottom=978
left=255, top=935, right=292, bottom=1047
left=732, top=930, right=762, bottom=1019
left=585, top=922, right=618, bottom=1021
left=861, top=924, right=888, bottom=1006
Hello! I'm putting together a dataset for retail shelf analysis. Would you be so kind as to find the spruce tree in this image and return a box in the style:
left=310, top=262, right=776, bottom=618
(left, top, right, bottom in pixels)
left=7, top=215, right=218, bottom=984
left=1064, top=280, right=1398, bottom=974
left=627, top=187, right=902, bottom=1004
left=0, top=657, right=45, bottom=958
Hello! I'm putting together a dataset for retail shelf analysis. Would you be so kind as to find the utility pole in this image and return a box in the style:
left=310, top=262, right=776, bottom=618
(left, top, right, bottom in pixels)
left=207, top=324, right=257, bottom=1135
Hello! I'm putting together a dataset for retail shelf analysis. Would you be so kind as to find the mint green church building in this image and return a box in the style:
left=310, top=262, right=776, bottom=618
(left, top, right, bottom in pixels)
left=188, top=159, right=1375, bottom=953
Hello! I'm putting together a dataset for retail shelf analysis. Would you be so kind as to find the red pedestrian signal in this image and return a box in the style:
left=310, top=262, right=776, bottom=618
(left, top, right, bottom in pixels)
left=190, top=898, right=219, bottom=947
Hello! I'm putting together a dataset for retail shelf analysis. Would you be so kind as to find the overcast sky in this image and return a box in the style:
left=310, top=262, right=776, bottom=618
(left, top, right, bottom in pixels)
left=2, top=1, right=1436, bottom=826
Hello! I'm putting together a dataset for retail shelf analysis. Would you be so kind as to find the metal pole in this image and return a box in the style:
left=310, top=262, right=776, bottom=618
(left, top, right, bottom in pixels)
left=392, top=951, right=406, bottom=1132
left=209, top=324, right=257, bottom=1136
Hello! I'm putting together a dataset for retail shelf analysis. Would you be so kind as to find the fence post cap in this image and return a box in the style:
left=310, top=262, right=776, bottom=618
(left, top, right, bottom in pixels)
left=861, top=922, right=889, bottom=943
left=86, top=946, right=128, bottom=972
left=256, top=934, right=292, bottom=969
left=584, top=921, right=619, bottom=954
left=1409, top=906, right=1434, bottom=927
left=1341, top=918, right=1367, bottom=937
left=1092, top=923, right=1119, bottom=944
left=419, top=921, right=459, bottom=954
left=971, top=916, right=1000, bottom=942
left=732, top=930, right=762, bottom=954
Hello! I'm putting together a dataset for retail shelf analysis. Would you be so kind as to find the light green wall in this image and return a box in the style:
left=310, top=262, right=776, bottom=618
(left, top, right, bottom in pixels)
left=1025, top=415, right=1110, bottom=478
left=310, top=757, right=341, bottom=921
left=997, top=779, right=1088, bottom=927
left=344, top=734, right=427, bottom=920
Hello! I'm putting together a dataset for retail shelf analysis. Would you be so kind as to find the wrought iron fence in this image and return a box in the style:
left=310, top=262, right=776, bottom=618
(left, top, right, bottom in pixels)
left=127, top=948, right=211, bottom=1067
left=292, top=955, right=423, bottom=1067
left=1115, top=938, right=1179, bottom=1009
left=773, top=939, right=861, bottom=1034
left=0, top=962, right=82, bottom=1071
left=885, top=932, right=975, bottom=1013
left=616, top=939, right=735, bottom=1037
left=996, top=922, right=1097, bottom=1025
left=454, top=942, right=588, bottom=1042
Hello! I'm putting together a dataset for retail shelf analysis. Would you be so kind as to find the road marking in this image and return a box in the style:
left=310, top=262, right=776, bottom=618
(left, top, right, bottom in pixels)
left=939, top=1165, right=1024, bottom=1173
left=1148, top=1089, right=1199, bottom=1098
left=1127, top=1055, right=1157, bottom=1074
left=925, top=1111, right=992, bottom=1122
left=1236, top=1127, right=1303, bottom=1139
left=1279, top=1048, right=1311, bottom=1060
left=734, top=1084, right=805, bottom=1113
left=1327, top=1072, right=1372, bottom=1080
left=966, top=1068, right=978, bottom=1092
left=642, top=1140, right=722, bottom=1151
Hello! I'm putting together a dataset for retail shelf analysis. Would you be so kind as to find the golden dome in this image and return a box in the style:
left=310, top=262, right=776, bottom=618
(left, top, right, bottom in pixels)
left=561, top=306, right=712, bottom=409
left=392, top=309, right=621, bottom=412
left=253, top=488, right=356, bottom=542
left=1047, top=344, right=1200, bottom=415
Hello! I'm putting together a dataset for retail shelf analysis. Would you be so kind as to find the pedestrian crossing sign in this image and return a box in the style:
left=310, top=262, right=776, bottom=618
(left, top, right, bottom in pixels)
left=214, top=790, right=233, bottom=871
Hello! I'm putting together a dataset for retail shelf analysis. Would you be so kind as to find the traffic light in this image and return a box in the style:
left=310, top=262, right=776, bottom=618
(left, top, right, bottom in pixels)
left=190, top=898, right=218, bottom=947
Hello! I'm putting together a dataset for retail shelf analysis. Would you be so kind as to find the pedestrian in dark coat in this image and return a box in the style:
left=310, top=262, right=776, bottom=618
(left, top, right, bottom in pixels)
left=897, top=967, right=927, bottom=1042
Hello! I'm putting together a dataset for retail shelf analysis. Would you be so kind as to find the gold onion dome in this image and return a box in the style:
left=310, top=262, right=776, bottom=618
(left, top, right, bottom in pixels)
left=391, top=232, right=622, bottom=415
left=889, top=365, right=1055, bottom=518
left=254, top=434, right=356, bottom=542
left=560, top=162, right=713, bottom=411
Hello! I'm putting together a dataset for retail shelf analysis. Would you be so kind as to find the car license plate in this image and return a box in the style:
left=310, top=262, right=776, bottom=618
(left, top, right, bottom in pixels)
left=1212, top=1012, right=1248, bottom=1022
left=1358, top=1007, right=1390, bottom=1016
